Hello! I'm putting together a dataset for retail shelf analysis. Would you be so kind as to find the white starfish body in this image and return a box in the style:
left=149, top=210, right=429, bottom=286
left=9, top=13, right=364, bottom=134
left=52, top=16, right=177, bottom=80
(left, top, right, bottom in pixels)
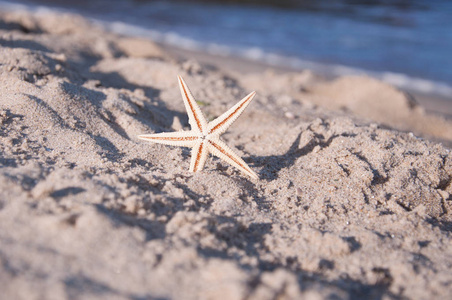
left=138, top=76, right=258, bottom=179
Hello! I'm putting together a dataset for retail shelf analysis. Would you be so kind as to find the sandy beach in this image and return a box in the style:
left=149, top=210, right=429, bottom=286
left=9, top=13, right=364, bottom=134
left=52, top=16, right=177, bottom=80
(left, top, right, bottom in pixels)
left=1, top=10, right=452, bottom=300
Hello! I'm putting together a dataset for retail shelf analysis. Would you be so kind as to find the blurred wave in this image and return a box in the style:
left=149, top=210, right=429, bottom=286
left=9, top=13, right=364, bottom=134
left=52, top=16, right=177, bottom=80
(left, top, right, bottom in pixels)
left=1, top=0, right=451, bottom=98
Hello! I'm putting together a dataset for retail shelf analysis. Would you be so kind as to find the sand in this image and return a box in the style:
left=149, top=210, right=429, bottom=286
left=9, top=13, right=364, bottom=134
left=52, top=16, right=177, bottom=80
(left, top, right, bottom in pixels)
left=1, top=9, right=452, bottom=300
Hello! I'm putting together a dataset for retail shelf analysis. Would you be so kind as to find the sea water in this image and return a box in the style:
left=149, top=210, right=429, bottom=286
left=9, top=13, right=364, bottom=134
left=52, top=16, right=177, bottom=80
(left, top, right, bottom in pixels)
left=1, top=0, right=451, bottom=98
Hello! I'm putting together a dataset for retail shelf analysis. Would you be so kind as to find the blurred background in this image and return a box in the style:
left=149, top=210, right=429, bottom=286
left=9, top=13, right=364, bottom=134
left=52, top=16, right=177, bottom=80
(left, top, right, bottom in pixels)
left=1, top=0, right=451, bottom=98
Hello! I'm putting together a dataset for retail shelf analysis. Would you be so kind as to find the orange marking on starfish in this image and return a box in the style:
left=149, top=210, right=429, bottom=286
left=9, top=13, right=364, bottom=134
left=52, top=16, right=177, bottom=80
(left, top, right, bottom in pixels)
left=209, top=140, right=252, bottom=173
left=193, top=142, right=204, bottom=172
left=210, top=92, right=255, bottom=134
left=179, top=76, right=203, bottom=131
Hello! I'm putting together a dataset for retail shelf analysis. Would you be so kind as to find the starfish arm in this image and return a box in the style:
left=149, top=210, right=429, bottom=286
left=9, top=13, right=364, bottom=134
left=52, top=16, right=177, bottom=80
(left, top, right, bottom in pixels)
left=189, top=141, right=209, bottom=172
left=178, top=75, right=208, bottom=134
left=207, top=91, right=256, bottom=135
left=138, top=131, right=199, bottom=147
left=207, top=138, right=258, bottom=180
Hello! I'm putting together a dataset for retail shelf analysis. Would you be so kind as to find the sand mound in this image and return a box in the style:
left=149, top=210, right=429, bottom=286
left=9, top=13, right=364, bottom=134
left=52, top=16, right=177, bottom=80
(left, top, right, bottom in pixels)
left=1, top=10, right=452, bottom=300
left=310, top=76, right=452, bottom=142
left=242, top=71, right=452, bottom=145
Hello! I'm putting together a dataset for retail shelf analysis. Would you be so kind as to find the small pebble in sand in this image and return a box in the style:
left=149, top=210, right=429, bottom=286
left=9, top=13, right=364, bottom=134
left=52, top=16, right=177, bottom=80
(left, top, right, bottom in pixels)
left=285, top=112, right=295, bottom=119
left=296, top=187, right=303, bottom=197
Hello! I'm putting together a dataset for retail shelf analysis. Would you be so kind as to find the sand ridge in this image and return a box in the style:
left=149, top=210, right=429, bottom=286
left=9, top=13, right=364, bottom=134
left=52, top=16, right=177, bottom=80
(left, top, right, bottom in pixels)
left=0, top=10, right=452, bottom=300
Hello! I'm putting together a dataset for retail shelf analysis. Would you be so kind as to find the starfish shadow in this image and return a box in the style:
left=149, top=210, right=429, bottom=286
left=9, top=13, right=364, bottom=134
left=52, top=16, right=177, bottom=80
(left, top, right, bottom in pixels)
left=250, top=132, right=340, bottom=181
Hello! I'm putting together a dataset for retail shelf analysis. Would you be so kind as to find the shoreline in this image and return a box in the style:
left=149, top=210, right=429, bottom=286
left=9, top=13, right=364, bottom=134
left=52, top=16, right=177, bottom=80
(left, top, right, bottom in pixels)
left=1, top=0, right=451, bottom=113
left=161, top=43, right=452, bottom=119
left=3, top=0, right=452, bottom=102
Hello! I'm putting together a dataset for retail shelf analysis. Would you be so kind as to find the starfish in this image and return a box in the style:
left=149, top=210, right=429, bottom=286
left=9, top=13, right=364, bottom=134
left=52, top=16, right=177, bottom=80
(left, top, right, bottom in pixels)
left=138, top=76, right=258, bottom=180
